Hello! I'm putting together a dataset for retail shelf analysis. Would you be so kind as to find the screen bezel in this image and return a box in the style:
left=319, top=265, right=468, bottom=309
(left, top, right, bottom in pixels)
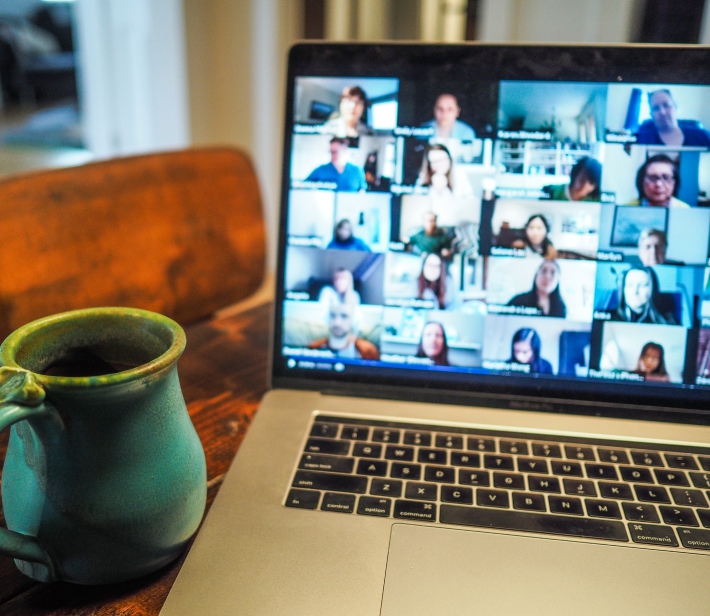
left=272, top=41, right=710, bottom=423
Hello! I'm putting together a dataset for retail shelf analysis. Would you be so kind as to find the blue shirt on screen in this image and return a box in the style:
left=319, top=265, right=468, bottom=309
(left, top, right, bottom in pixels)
left=306, top=162, right=367, bottom=192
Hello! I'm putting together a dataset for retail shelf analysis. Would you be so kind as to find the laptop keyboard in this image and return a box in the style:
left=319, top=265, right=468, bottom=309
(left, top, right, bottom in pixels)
left=285, top=415, right=710, bottom=552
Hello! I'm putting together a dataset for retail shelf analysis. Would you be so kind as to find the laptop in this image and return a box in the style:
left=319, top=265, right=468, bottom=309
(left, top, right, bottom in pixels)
left=161, top=42, right=710, bottom=615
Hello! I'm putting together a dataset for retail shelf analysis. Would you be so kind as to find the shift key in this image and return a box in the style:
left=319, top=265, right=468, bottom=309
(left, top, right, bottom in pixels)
left=293, top=471, right=367, bottom=493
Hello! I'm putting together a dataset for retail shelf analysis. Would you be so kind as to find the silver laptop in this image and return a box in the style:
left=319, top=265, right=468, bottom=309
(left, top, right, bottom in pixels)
left=161, top=43, right=710, bottom=615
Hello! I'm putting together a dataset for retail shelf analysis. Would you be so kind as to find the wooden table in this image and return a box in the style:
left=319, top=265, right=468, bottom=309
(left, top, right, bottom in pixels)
left=0, top=301, right=272, bottom=615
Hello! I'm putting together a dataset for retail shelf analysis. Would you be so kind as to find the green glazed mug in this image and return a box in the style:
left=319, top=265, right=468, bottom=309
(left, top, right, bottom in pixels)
left=0, top=307, right=207, bottom=584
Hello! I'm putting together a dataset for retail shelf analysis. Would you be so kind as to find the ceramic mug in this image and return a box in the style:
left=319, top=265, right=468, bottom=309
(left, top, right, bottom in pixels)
left=0, top=307, right=207, bottom=584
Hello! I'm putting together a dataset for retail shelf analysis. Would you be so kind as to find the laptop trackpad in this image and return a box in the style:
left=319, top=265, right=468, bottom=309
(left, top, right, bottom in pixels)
left=381, top=524, right=709, bottom=615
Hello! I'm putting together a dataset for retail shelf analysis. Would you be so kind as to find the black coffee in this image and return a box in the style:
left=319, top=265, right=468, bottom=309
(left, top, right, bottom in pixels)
left=41, top=348, right=140, bottom=377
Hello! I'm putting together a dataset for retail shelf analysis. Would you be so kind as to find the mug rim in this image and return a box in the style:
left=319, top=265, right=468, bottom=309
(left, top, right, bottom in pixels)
left=0, top=307, right=186, bottom=388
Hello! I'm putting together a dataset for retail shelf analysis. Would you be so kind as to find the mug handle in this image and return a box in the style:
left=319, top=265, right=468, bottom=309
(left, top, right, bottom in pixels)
left=0, top=367, right=57, bottom=577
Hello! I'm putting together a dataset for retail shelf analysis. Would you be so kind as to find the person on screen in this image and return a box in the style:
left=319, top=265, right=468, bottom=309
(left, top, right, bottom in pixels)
left=415, top=321, right=450, bottom=366
left=612, top=266, right=677, bottom=324
left=507, top=260, right=567, bottom=317
left=306, top=137, right=367, bottom=192
left=317, top=268, right=361, bottom=305
left=511, top=214, right=558, bottom=258
left=635, top=89, right=710, bottom=147
left=407, top=211, right=453, bottom=257
left=307, top=303, right=379, bottom=360
left=323, top=86, right=373, bottom=138
left=631, top=341, right=670, bottom=382
left=627, top=154, right=689, bottom=208
left=421, top=93, right=476, bottom=141
left=542, top=157, right=601, bottom=202
left=637, top=228, right=683, bottom=266
left=417, top=252, right=452, bottom=309
left=327, top=219, right=371, bottom=251
left=507, top=328, right=553, bottom=375
left=417, top=143, right=454, bottom=194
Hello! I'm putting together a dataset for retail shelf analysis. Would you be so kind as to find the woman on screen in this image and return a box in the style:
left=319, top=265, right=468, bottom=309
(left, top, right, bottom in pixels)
left=627, top=154, right=689, bottom=208
left=612, top=266, right=677, bottom=324
left=507, top=328, right=553, bottom=375
left=415, top=322, right=450, bottom=366
left=507, top=260, right=567, bottom=317
left=418, top=144, right=454, bottom=195
left=417, top=253, right=451, bottom=309
left=512, top=214, right=558, bottom=259
left=542, top=157, right=601, bottom=202
left=317, top=268, right=361, bottom=305
left=632, top=342, right=670, bottom=382
left=323, top=86, right=373, bottom=138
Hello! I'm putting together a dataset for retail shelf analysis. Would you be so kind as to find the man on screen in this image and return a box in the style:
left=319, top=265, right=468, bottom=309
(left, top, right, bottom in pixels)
left=407, top=211, right=453, bottom=257
left=307, top=303, right=379, bottom=360
left=306, top=137, right=367, bottom=192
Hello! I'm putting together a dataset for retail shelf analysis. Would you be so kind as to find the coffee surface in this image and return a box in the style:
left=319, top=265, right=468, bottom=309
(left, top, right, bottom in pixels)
left=42, top=348, right=140, bottom=377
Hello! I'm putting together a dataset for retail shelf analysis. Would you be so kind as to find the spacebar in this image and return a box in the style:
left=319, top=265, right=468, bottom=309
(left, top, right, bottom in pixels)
left=440, top=505, right=628, bottom=542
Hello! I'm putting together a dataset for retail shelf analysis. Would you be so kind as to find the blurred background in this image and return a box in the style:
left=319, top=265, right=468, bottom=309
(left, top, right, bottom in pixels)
left=1, top=0, right=709, bottom=267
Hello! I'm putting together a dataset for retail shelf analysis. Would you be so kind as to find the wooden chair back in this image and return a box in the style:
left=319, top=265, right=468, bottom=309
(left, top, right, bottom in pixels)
left=0, top=147, right=266, bottom=340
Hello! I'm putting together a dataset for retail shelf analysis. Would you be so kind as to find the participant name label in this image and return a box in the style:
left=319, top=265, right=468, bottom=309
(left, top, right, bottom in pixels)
left=497, top=130, right=551, bottom=141
left=491, top=247, right=526, bottom=258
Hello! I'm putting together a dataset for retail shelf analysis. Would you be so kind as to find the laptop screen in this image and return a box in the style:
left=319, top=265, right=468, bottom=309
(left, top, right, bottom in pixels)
left=273, top=43, right=710, bottom=418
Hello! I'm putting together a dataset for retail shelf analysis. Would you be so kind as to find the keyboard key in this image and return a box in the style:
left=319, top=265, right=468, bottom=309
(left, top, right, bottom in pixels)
left=551, top=461, right=583, bottom=477
left=494, top=472, right=525, bottom=490
left=671, top=488, right=708, bottom=507
left=459, top=469, right=490, bottom=487
left=599, top=482, right=633, bottom=500
left=418, top=448, right=448, bottom=464
left=341, top=426, right=369, bottom=440
left=293, top=471, right=367, bottom=494
left=356, top=459, right=387, bottom=476
left=549, top=496, right=583, bottom=516
left=500, top=440, right=529, bottom=455
left=565, top=446, right=595, bottom=461
left=654, top=469, right=689, bottom=486
left=699, top=457, right=710, bottom=472
left=563, top=479, right=597, bottom=497
left=513, top=492, right=546, bottom=512
left=518, top=458, right=549, bottom=474
left=451, top=452, right=480, bottom=467
left=370, top=478, right=402, bottom=498
left=441, top=485, right=473, bottom=505
left=477, top=489, right=510, bottom=508
left=405, top=482, right=437, bottom=501
left=628, top=522, right=678, bottom=547
left=484, top=455, right=515, bottom=471
left=285, top=488, right=320, bottom=510
left=321, top=492, right=355, bottom=514
left=468, top=437, right=495, bottom=452
left=697, top=509, right=710, bottom=528
left=352, top=443, right=382, bottom=458
left=532, top=443, right=562, bottom=458
left=585, top=464, right=618, bottom=481
left=305, top=438, right=350, bottom=455
left=689, top=472, right=710, bottom=489
left=622, top=502, right=659, bottom=523
left=634, top=485, right=670, bottom=504
left=660, top=506, right=698, bottom=527
left=586, top=499, right=621, bottom=519
left=394, top=500, right=436, bottom=522
left=677, top=527, right=710, bottom=551
left=385, top=445, right=414, bottom=461
left=620, top=466, right=654, bottom=483
left=630, top=451, right=664, bottom=467
left=440, top=505, right=628, bottom=541
left=424, top=466, right=455, bottom=483
left=357, top=496, right=392, bottom=517
left=299, top=454, right=354, bottom=474
left=598, top=449, right=630, bottom=464
left=665, top=454, right=698, bottom=470
left=390, top=462, right=422, bottom=480
left=528, top=476, right=560, bottom=493
left=310, top=422, right=339, bottom=438
left=436, top=434, right=464, bottom=449
left=403, top=431, right=432, bottom=446
left=372, top=429, right=400, bottom=444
